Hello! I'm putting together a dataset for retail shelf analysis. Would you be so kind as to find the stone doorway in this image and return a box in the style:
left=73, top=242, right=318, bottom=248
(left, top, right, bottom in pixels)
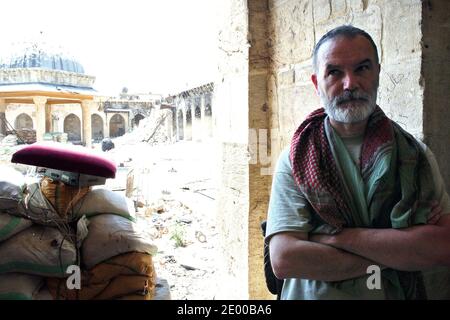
left=15, top=113, right=33, bottom=130
left=109, top=114, right=126, bottom=138
left=91, top=114, right=104, bottom=142
left=63, top=113, right=81, bottom=142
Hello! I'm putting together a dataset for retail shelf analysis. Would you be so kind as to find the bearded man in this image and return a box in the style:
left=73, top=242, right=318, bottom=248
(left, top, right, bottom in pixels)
left=265, top=25, right=450, bottom=300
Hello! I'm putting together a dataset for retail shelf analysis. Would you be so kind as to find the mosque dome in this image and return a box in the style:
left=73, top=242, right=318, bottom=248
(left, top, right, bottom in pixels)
left=0, top=37, right=85, bottom=74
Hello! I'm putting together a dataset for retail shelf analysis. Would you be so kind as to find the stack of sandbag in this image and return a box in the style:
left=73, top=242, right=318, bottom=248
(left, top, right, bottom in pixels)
left=0, top=166, right=76, bottom=300
left=0, top=166, right=158, bottom=300
left=34, top=183, right=157, bottom=300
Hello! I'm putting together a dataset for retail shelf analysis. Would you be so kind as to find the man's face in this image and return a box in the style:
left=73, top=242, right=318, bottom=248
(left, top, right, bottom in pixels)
left=311, top=35, right=380, bottom=124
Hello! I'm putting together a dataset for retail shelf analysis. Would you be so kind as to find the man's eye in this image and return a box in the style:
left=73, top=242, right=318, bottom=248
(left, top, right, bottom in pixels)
left=357, top=65, right=370, bottom=72
left=328, top=69, right=340, bottom=76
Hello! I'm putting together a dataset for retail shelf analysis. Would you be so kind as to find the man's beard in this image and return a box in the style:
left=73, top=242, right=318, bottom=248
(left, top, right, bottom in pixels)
left=320, top=88, right=378, bottom=123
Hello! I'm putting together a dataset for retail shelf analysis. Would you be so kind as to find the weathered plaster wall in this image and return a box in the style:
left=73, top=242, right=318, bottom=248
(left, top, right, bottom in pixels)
left=422, top=0, right=450, bottom=192
left=215, top=0, right=251, bottom=299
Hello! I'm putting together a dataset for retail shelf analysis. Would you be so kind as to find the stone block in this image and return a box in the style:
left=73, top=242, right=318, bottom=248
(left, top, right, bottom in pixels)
left=348, top=0, right=364, bottom=12
left=313, top=0, right=331, bottom=23
left=270, top=0, right=314, bottom=66
left=331, top=0, right=347, bottom=17
left=294, top=60, right=314, bottom=86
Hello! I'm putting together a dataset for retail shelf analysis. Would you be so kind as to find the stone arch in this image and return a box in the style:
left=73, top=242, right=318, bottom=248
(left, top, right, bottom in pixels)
left=177, top=109, right=184, bottom=140
left=15, top=113, right=33, bottom=130
left=109, top=114, right=126, bottom=138
left=133, top=113, right=145, bottom=127
left=205, top=103, right=213, bottom=137
left=63, top=113, right=81, bottom=142
left=91, top=114, right=104, bottom=141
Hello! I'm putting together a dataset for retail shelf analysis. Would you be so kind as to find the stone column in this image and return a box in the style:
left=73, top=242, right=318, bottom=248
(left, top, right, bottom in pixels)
left=45, top=104, right=52, bottom=133
left=191, top=101, right=196, bottom=141
left=33, top=96, right=47, bottom=142
left=182, top=106, right=187, bottom=141
left=81, top=100, right=93, bottom=148
left=104, top=113, right=109, bottom=138
left=0, top=99, right=7, bottom=136
left=200, top=95, right=206, bottom=141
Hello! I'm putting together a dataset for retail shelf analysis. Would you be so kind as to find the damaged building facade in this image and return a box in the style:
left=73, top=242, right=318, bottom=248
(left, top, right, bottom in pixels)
left=171, top=82, right=214, bottom=142
left=0, top=40, right=161, bottom=146
left=0, top=38, right=215, bottom=148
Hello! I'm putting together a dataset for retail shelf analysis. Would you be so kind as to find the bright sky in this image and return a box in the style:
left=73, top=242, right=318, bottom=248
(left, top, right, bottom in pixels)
left=0, top=0, right=218, bottom=96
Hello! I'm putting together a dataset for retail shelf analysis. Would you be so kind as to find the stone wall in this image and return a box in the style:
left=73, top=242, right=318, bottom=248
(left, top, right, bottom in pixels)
left=268, top=0, right=427, bottom=164
left=215, top=0, right=251, bottom=299
left=248, top=0, right=275, bottom=299
left=422, top=0, right=450, bottom=192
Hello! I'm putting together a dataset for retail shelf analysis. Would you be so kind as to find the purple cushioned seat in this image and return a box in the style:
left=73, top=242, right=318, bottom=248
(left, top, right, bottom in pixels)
left=11, top=142, right=117, bottom=178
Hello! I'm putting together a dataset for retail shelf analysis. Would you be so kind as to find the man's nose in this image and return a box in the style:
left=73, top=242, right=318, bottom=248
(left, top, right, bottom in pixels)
left=342, top=72, right=359, bottom=91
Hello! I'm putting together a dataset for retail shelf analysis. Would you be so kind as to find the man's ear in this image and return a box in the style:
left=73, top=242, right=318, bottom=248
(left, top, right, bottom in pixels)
left=311, top=74, right=319, bottom=95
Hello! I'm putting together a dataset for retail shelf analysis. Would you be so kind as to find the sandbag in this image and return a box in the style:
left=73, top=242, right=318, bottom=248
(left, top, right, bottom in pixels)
left=47, top=252, right=156, bottom=300
left=48, top=274, right=154, bottom=300
left=40, top=176, right=91, bottom=218
left=81, top=214, right=157, bottom=269
left=0, top=212, right=33, bottom=242
left=0, top=225, right=77, bottom=277
left=19, top=182, right=64, bottom=226
left=0, top=166, right=26, bottom=213
left=84, top=252, right=156, bottom=284
left=73, top=188, right=135, bottom=220
left=0, top=273, right=43, bottom=300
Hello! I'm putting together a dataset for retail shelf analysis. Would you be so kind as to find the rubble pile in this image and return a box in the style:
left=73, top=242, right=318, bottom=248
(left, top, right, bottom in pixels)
left=114, top=109, right=174, bottom=147
left=15, top=129, right=36, bottom=144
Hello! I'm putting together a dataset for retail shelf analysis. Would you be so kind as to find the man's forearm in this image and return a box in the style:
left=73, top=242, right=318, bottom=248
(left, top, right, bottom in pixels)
left=312, top=216, right=450, bottom=271
left=270, top=233, right=379, bottom=282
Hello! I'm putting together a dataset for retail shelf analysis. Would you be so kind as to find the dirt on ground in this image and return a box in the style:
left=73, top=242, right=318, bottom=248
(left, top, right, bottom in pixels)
left=103, top=135, right=220, bottom=300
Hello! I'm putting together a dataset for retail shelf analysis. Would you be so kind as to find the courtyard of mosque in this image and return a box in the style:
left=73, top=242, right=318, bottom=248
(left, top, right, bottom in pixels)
left=0, top=36, right=219, bottom=299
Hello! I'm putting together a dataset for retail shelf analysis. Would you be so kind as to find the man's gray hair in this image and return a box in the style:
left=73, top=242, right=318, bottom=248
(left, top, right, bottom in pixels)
left=312, top=25, right=379, bottom=72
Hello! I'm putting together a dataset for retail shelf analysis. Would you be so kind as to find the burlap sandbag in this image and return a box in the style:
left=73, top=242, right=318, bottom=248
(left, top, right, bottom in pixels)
left=0, top=212, right=33, bottom=242
left=81, top=214, right=157, bottom=269
left=47, top=252, right=156, bottom=300
left=19, top=182, right=64, bottom=226
left=0, top=225, right=77, bottom=277
left=72, top=188, right=135, bottom=220
left=40, top=177, right=91, bottom=218
left=0, top=166, right=26, bottom=213
left=0, top=273, right=43, bottom=300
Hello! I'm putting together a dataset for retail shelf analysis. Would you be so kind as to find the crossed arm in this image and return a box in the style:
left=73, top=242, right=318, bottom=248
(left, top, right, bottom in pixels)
left=310, top=213, right=450, bottom=271
left=269, top=205, right=450, bottom=281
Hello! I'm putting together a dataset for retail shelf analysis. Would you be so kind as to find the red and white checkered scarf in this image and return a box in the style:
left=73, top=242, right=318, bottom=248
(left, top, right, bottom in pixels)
left=289, top=106, right=393, bottom=231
